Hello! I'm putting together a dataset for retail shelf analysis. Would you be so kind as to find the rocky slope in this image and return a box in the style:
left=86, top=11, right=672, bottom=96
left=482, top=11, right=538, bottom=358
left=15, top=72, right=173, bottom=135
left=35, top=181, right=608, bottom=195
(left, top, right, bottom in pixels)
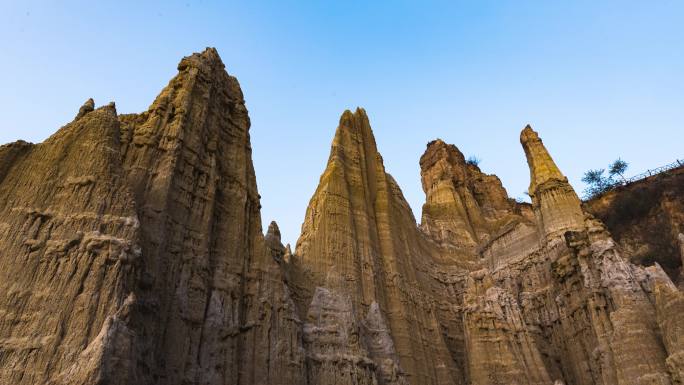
left=584, top=165, right=684, bottom=283
left=0, top=48, right=682, bottom=385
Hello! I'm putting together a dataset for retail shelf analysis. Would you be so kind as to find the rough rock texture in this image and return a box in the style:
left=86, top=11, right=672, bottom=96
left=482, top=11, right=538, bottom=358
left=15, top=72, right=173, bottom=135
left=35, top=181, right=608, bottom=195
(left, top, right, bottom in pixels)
left=303, top=281, right=378, bottom=385
left=645, top=266, right=684, bottom=383
left=0, top=48, right=682, bottom=385
left=463, top=270, right=552, bottom=385
left=0, top=102, right=140, bottom=385
left=584, top=165, right=684, bottom=282
left=291, top=109, right=462, bottom=385
left=419, top=139, right=528, bottom=250
left=289, top=116, right=683, bottom=385
left=0, top=48, right=304, bottom=385
left=521, top=125, right=585, bottom=239
left=420, top=139, right=539, bottom=270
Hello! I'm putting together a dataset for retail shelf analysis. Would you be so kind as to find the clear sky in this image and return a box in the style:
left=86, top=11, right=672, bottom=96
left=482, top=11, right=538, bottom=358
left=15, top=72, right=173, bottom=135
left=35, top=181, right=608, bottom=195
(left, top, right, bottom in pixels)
left=1, top=1, right=683, bottom=245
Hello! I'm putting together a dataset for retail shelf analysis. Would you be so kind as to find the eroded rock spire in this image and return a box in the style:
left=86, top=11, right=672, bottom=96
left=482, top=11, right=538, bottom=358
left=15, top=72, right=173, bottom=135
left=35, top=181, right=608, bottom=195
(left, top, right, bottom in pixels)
left=520, top=124, right=566, bottom=194
left=74, top=97, right=95, bottom=120
left=295, top=107, right=391, bottom=291
left=292, top=108, right=461, bottom=385
left=0, top=47, right=306, bottom=385
left=420, top=138, right=521, bottom=250
left=520, top=125, right=584, bottom=239
left=266, top=220, right=282, bottom=242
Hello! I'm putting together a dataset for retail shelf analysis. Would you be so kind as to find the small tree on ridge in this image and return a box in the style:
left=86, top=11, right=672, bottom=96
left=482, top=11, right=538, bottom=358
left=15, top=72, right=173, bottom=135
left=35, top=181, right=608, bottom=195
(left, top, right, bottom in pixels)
left=581, top=169, right=611, bottom=199
left=609, top=158, right=628, bottom=183
left=582, top=157, right=629, bottom=199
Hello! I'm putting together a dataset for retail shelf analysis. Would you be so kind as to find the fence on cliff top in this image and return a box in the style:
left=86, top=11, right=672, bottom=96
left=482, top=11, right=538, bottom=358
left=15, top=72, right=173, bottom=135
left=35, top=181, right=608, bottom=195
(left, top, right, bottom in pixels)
left=610, top=158, right=683, bottom=188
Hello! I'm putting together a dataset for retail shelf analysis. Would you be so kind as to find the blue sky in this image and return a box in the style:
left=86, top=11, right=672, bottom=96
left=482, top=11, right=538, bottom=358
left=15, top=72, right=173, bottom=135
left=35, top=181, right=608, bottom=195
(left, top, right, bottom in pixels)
left=1, top=1, right=683, bottom=244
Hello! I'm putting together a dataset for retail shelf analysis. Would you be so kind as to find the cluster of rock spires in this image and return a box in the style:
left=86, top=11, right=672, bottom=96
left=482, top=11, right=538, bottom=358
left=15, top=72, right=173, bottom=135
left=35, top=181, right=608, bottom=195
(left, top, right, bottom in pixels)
left=0, top=48, right=682, bottom=385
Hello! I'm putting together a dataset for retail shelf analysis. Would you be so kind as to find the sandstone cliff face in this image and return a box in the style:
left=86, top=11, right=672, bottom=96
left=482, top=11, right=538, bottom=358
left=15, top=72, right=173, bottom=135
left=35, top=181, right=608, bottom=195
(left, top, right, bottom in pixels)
left=116, top=48, right=305, bottom=385
left=419, top=139, right=525, bottom=250
left=419, top=139, right=539, bottom=270
left=463, top=270, right=553, bottom=385
left=291, top=109, right=462, bottom=385
left=0, top=102, right=140, bottom=385
left=290, top=117, right=683, bottom=385
left=0, top=48, right=682, bottom=385
left=0, top=48, right=304, bottom=385
left=454, top=126, right=676, bottom=385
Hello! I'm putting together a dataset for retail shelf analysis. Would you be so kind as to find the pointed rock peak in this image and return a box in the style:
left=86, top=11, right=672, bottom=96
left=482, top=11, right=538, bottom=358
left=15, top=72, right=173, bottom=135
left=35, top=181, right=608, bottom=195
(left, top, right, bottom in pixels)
left=200, top=46, right=220, bottom=58
left=266, top=220, right=281, bottom=242
left=83, top=98, right=95, bottom=109
left=520, top=124, right=549, bottom=148
left=426, top=138, right=447, bottom=149
left=265, top=221, right=285, bottom=260
left=74, top=99, right=117, bottom=122
left=283, top=243, right=293, bottom=263
left=75, top=98, right=95, bottom=120
left=523, top=126, right=583, bottom=236
left=177, top=47, right=225, bottom=73
left=99, top=101, right=117, bottom=114
left=339, top=109, right=354, bottom=125
left=321, top=108, right=388, bottom=202
left=423, top=138, right=465, bottom=159
left=519, top=125, right=565, bottom=194
left=139, top=46, right=247, bottom=147
left=420, top=138, right=467, bottom=179
left=520, top=124, right=543, bottom=153
left=330, top=107, right=379, bottom=160
left=337, top=107, right=370, bottom=131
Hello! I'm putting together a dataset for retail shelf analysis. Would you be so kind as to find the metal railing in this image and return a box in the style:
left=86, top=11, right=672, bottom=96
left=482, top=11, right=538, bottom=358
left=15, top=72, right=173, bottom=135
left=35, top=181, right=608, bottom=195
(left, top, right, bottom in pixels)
left=610, top=158, right=683, bottom=187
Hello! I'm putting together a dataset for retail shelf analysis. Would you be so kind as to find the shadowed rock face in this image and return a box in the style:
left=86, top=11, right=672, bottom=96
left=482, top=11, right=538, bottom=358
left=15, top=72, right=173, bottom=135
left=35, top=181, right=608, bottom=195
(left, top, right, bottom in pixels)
left=0, top=102, right=140, bottom=385
left=0, top=48, right=682, bottom=385
left=0, top=48, right=305, bottom=385
left=584, top=166, right=684, bottom=283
